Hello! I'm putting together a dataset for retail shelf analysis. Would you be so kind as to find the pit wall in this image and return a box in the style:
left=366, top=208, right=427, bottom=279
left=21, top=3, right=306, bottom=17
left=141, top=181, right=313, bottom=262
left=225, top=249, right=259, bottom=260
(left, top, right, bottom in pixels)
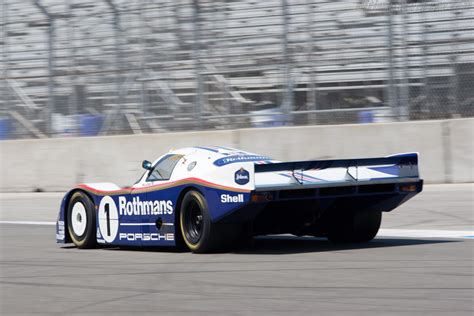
left=0, top=118, right=472, bottom=192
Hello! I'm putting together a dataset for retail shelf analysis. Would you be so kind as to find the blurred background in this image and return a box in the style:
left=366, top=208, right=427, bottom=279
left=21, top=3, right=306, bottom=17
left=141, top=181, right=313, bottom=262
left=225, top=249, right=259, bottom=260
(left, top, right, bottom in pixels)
left=1, top=0, right=473, bottom=139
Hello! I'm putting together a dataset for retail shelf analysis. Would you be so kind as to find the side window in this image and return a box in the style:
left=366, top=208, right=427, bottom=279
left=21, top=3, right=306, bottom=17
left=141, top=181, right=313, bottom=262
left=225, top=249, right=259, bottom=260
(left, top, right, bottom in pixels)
left=146, top=154, right=183, bottom=182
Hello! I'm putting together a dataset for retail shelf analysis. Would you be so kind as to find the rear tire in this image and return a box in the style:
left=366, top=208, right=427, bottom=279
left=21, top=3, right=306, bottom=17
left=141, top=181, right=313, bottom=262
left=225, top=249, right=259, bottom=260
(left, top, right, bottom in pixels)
left=179, top=190, right=240, bottom=253
left=67, top=191, right=97, bottom=249
left=327, top=210, right=382, bottom=243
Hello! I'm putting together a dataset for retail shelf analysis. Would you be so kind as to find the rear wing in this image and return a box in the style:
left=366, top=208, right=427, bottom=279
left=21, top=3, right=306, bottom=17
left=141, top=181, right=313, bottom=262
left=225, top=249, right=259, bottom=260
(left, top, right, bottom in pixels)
left=253, top=153, right=420, bottom=191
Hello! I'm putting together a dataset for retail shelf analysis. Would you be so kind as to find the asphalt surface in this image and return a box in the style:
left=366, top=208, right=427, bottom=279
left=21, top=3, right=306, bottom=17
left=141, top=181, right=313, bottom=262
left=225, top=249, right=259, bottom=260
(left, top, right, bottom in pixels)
left=0, top=184, right=473, bottom=315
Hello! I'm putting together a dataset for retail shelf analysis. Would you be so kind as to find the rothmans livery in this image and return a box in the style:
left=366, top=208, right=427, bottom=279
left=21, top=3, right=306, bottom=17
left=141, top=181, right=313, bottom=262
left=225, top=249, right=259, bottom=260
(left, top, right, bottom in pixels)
left=56, top=146, right=423, bottom=253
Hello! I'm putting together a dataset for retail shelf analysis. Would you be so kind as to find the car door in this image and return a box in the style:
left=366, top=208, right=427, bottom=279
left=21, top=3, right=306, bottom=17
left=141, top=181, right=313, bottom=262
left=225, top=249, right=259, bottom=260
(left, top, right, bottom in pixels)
left=138, top=154, right=184, bottom=245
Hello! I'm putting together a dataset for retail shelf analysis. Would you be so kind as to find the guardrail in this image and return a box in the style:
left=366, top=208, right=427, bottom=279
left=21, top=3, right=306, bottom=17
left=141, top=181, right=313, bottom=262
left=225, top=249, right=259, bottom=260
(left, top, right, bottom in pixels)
left=0, top=118, right=472, bottom=192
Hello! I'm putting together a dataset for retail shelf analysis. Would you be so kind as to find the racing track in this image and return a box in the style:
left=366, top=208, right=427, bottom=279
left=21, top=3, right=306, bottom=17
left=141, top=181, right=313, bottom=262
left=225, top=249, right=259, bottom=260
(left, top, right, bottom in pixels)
left=0, top=184, right=473, bottom=315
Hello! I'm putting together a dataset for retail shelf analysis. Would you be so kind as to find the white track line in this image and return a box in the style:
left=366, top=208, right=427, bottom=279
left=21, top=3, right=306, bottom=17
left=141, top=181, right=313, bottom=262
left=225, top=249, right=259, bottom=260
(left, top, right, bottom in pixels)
left=0, top=221, right=55, bottom=226
left=0, top=221, right=472, bottom=239
left=378, top=229, right=474, bottom=239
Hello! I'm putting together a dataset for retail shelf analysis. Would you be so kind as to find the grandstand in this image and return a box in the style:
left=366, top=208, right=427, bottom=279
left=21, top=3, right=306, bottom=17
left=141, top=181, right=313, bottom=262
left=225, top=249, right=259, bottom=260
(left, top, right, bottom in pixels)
left=1, top=0, right=473, bottom=138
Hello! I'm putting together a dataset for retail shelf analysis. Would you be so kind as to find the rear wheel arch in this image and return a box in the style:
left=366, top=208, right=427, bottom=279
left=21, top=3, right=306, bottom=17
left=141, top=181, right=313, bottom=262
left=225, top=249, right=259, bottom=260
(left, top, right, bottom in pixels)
left=327, top=209, right=382, bottom=243
left=175, top=186, right=204, bottom=222
left=175, top=186, right=204, bottom=247
left=178, top=188, right=243, bottom=253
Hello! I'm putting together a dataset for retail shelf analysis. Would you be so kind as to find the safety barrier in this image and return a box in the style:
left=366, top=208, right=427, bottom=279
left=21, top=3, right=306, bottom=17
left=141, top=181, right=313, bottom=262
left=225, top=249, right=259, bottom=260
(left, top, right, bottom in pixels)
left=0, top=118, right=472, bottom=192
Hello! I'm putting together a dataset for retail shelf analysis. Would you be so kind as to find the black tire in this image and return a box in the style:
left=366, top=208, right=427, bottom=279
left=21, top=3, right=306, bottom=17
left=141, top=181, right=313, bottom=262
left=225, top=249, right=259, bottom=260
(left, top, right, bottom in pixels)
left=179, top=190, right=240, bottom=253
left=327, top=210, right=382, bottom=243
left=67, top=191, right=97, bottom=249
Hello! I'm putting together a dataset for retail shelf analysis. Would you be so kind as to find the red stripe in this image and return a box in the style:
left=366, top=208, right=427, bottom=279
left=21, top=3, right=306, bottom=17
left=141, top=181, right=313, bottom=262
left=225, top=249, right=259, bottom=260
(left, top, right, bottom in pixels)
left=77, top=177, right=250, bottom=195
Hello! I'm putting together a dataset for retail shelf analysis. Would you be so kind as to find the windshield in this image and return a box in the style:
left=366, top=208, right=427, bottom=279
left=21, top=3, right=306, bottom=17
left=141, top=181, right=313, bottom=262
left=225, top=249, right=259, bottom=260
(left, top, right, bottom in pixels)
left=146, top=154, right=184, bottom=182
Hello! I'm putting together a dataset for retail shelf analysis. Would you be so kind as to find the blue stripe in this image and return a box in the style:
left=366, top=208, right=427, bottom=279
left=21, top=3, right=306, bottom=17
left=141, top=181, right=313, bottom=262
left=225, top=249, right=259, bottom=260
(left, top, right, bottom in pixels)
left=213, top=155, right=272, bottom=166
left=387, top=153, right=418, bottom=158
left=369, top=166, right=400, bottom=176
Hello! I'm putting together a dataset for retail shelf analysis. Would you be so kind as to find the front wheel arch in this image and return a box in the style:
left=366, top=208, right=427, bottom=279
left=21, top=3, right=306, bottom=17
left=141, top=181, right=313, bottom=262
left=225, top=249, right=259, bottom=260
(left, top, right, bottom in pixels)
left=64, top=189, right=97, bottom=247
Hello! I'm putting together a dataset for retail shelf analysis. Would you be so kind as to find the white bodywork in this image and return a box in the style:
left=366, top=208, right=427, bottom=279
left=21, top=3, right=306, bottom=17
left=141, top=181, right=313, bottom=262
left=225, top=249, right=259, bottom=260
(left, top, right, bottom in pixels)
left=80, top=146, right=411, bottom=192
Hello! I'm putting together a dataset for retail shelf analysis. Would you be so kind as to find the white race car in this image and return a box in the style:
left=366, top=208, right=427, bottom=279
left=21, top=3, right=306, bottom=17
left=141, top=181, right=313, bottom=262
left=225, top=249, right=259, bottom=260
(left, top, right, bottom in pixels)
left=56, top=146, right=423, bottom=253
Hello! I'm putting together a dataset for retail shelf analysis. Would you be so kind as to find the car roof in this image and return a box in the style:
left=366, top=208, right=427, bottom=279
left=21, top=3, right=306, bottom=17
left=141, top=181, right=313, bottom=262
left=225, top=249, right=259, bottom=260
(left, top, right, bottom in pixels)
left=169, top=146, right=256, bottom=159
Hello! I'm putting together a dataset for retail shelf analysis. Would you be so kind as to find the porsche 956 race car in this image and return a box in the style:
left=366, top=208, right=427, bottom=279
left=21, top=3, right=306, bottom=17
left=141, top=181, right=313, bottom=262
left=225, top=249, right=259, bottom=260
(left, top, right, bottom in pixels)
left=56, top=146, right=423, bottom=253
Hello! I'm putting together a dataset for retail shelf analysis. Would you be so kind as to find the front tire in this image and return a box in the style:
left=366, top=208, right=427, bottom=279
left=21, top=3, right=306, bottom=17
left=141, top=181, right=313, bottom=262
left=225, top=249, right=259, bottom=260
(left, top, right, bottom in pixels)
left=67, top=191, right=97, bottom=249
left=327, top=210, right=382, bottom=243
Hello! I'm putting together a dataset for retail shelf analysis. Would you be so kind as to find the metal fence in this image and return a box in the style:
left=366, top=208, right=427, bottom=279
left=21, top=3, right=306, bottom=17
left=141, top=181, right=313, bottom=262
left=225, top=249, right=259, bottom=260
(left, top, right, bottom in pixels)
left=1, top=0, right=473, bottom=139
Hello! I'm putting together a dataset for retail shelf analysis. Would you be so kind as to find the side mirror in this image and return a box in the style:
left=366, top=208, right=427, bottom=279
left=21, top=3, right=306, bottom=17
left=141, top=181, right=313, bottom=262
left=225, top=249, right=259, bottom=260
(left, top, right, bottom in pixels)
left=142, top=160, right=152, bottom=170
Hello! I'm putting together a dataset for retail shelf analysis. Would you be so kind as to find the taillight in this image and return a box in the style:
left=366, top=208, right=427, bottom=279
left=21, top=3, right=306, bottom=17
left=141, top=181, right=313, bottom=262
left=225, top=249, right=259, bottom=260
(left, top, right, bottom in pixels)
left=400, top=184, right=417, bottom=192
left=251, top=192, right=274, bottom=203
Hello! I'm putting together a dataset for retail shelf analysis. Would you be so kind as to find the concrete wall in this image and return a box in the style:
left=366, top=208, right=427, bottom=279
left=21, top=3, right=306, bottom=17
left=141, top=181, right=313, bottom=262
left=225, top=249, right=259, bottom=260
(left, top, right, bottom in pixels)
left=1, top=118, right=472, bottom=192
